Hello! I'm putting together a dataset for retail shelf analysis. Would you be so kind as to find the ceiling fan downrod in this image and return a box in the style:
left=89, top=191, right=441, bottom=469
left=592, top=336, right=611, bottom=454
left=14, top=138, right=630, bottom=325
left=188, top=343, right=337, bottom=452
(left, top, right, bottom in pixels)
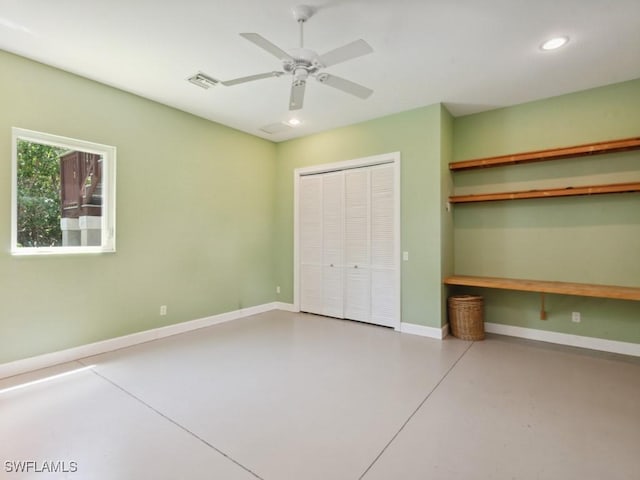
left=292, top=5, right=314, bottom=48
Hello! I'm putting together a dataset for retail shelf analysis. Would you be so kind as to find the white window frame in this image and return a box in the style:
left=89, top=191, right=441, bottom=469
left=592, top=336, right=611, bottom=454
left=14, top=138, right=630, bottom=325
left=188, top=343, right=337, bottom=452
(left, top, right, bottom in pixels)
left=11, top=127, right=116, bottom=255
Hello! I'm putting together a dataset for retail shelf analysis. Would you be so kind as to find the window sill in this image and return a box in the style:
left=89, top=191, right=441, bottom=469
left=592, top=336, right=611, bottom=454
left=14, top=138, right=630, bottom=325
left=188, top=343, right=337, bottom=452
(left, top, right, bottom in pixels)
left=11, top=246, right=116, bottom=256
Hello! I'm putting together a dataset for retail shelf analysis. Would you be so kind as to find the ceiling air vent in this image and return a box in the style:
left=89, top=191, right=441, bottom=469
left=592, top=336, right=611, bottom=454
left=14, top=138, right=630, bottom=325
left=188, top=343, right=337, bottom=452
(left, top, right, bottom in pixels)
left=260, top=122, right=293, bottom=135
left=188, top=72, right=219, bottom=89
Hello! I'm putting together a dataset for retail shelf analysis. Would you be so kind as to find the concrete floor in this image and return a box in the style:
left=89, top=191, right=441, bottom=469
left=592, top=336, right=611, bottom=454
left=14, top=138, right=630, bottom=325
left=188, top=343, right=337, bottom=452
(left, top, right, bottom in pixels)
left=1, top=310, right=638, bottom=479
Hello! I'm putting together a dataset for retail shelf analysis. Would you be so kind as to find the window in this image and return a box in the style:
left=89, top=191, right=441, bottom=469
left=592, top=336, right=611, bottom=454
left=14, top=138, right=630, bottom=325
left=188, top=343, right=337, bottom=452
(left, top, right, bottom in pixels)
left=11, top=128, right=116, bottom=255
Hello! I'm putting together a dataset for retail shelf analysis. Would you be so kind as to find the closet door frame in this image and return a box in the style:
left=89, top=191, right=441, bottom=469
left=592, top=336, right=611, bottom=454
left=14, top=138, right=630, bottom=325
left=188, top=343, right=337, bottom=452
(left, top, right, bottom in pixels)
left=293, top=152, right=401, bottom=330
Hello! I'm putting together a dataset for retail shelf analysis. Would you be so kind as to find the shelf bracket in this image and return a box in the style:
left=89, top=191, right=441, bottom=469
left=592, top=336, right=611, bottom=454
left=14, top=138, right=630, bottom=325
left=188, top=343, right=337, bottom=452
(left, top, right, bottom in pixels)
left=540, top=293, right=547, bottom=320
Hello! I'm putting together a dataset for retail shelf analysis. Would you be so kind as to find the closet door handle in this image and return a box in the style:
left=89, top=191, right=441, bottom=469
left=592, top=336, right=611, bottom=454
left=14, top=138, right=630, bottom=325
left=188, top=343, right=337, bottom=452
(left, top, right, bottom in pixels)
left=354, top=265, right=358, bottom=269
left=330, top=263, right=334, bottom=267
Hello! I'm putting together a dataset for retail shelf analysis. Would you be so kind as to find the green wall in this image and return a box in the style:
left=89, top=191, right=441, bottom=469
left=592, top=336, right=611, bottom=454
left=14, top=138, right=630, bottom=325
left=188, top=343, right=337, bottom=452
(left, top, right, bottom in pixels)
left=452, top=79, right=640, bottom=343
left=274, top=104, right=452, bottom=328
left=0, top=50, right=277, bottom=363
left=2, top=47, right=638, bottom=366
left=440, top=107, right=455, bottom=320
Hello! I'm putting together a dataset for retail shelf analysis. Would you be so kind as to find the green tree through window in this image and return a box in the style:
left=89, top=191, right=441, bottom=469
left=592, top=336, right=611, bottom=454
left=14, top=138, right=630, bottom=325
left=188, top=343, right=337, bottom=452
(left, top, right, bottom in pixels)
left=16, top=140, right=66, bottom=247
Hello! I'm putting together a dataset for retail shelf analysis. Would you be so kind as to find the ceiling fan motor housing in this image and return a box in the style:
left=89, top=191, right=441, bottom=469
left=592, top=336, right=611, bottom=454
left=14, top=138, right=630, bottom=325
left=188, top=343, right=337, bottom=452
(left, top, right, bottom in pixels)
left=284, top=48, right=322, bottom=77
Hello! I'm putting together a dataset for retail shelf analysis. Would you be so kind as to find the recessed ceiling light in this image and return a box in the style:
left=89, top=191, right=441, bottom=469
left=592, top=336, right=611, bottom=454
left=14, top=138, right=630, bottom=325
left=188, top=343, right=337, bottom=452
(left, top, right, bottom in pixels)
left=541, top=36, right=569, bottom=51
left=287, top=118, right=302, bottom=126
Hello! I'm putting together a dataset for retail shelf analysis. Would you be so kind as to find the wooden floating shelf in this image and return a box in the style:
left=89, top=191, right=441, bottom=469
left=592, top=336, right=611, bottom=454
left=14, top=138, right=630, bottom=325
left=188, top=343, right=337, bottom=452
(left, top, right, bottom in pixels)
left=449, top=181, right=640, bottom=203
left=450, top=136, right=640, bottom=171
left=444, top=275, right=640, bottom=301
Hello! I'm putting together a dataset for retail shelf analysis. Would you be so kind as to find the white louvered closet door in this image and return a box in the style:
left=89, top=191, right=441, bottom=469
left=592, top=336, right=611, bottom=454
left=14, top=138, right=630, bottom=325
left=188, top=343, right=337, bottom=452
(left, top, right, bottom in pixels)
left=298, top=160, right=398, bottom=328
left=344, top=169, right=371, bottom=322
left=321, top=172, right=345, bottom=318
left=299, top=175, right=323, bottom=315
left=370, top=164, right=397, bottom=327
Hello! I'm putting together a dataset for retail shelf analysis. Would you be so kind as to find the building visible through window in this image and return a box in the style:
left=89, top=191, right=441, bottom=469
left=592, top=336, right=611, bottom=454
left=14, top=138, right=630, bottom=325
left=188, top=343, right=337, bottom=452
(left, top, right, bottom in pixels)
left=59, top=150, right=104, bottom=246
left=12, top=128, right=116, bottom=255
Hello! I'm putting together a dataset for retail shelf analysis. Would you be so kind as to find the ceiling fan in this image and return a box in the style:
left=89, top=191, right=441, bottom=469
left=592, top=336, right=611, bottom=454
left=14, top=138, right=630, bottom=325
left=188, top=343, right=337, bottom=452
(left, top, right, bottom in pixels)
left=221, top=5, right=374, bottom=111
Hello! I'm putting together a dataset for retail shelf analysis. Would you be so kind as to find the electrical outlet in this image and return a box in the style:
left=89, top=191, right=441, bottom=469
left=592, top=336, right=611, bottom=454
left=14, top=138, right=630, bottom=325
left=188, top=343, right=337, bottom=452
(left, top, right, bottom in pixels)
left=571, top=311, right=581, bottom=323
left=160, top=305, right=167, bottom=316
left=403, top=251, right=409, bottom=261
left=276, top=286, right=281, bottom=294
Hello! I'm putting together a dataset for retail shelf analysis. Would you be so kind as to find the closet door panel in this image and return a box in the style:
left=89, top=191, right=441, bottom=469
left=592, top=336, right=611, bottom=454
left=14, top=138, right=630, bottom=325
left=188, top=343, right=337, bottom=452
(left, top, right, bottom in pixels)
left=300, top=176, right=323, bottom=265
left=371, top=269, right=396, bottom=327
left=370, top=164, right=397, bottom=326
left=322, top=265, right=343, bottom=318
left=322, top=172, right=344, bottom=318
left=299, top=176, right=323, bottom=315
left=301, top=265, right=323, bottom=315
left=344, top=169, right=370, bottom=267
left=322, top=172, right=344, bottom=266
left=344, top=169, right=371, bottom=322
left=371, top=165, right=395, bottom=268
left=344, top=266, right=371, bottom=322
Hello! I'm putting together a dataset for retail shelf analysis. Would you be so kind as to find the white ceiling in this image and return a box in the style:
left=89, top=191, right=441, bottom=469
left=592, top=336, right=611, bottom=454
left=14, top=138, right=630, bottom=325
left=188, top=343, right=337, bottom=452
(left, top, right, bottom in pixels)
left=1, top=0, right=640, bottom=142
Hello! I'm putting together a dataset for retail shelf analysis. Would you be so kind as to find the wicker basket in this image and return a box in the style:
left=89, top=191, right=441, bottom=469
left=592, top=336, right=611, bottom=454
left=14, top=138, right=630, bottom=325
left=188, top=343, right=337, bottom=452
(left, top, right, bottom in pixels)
left=448, top=295, right=484, bottom=341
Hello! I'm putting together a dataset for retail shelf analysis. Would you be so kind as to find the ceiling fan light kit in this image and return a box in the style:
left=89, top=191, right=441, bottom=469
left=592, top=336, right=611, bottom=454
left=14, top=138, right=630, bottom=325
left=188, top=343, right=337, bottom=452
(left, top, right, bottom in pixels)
left=217, top=4, right=374, bottom=111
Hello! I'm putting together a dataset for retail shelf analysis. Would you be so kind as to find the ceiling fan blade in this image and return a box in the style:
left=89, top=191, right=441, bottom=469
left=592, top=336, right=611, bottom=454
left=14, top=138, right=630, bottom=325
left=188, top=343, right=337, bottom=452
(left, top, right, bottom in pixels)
left=317, top=39, right=373, bottom=67
left=221, top=71, right=283, bottom=86
left=289, top=80, right=306, bottom=110
left=240, top=33, right=293, bottom=61
left=316, top=74, right=373, bottom=99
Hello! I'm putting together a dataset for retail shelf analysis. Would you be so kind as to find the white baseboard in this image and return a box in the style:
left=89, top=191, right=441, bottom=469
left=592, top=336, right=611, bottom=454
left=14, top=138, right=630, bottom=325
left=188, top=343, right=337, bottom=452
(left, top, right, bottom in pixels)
left=274, top=302, right=298, bottom=312
left=0, top=302, right=278, bottom=380
left=485, top=322, right=640, bottom=357
left=8, top=307, right=635, bottom=380
left=399, top=322, right=449, bottom=339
